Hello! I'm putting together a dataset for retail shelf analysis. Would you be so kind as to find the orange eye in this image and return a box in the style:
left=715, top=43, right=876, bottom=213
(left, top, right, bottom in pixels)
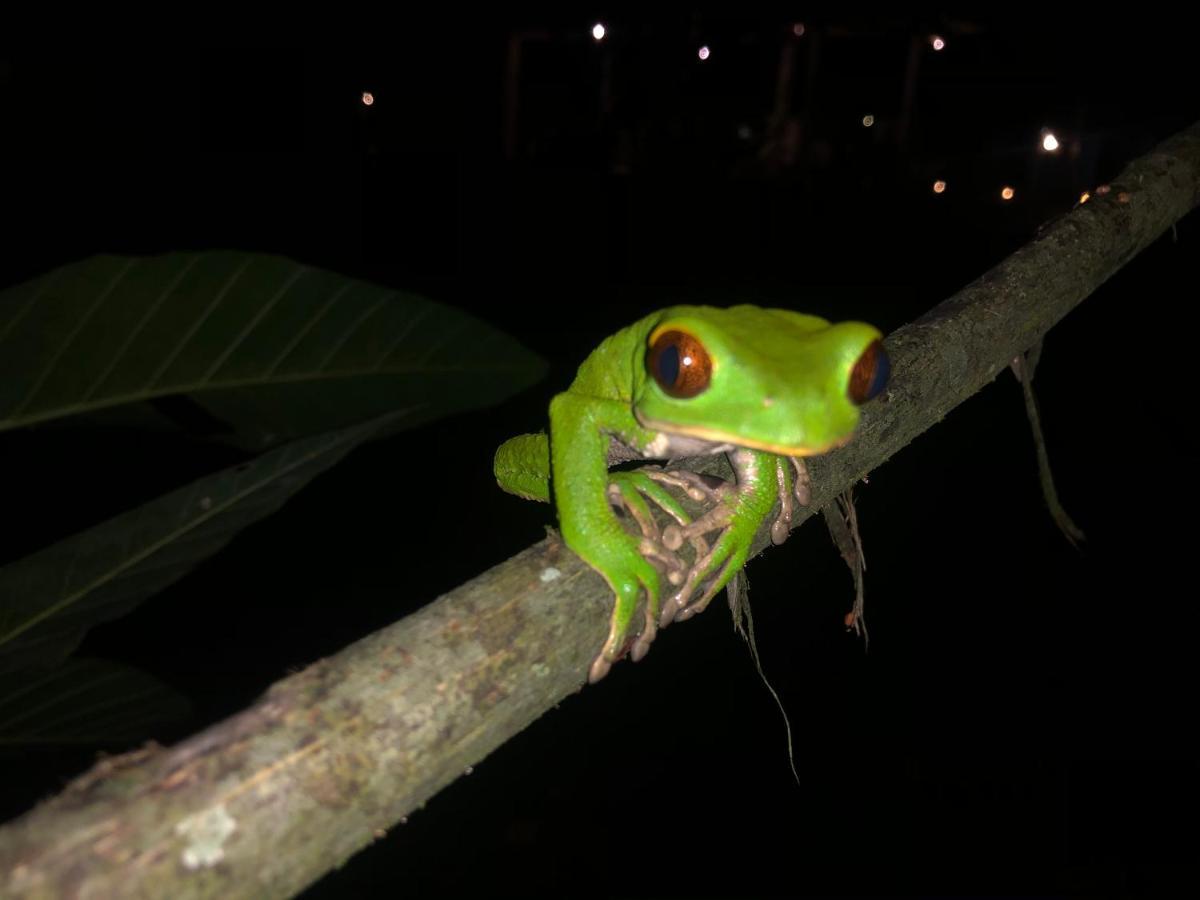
left=646, top=330, right=712, bottom=398
left=848, top=340, right=889, bottom=405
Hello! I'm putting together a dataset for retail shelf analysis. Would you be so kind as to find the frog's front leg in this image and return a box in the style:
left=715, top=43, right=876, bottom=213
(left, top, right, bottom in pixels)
left=659, top=448, right=789, bottom=624
left=549, top=393, right=666, bottom=682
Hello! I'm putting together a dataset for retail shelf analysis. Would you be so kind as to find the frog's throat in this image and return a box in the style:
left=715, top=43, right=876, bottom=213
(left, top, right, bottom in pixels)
left=637, top=415, right=851, bottom=458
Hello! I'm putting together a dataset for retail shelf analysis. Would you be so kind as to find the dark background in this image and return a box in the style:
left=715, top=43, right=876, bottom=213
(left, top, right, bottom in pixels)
left=2, top=12, right=1199, bottom=896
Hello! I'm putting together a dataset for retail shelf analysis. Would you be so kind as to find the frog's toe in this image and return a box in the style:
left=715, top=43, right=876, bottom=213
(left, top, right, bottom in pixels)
left=662, top=524, right=684, bottom=551
left=589, top=611, right=651, bottom=682
left=630, top=618, right=656, bottom=662
left=588, top=655, right=613, bottom=683
left=588, top=551, right=662, bottom=681
left=770, top=516, right=791, bottom=545
left=589, top=621, right=627, bottom=683
left=659, top=597, right=679, bottom=627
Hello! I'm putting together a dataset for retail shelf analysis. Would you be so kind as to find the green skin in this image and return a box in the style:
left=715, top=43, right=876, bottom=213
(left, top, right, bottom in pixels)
left=495, top=305, right=884, bottom=682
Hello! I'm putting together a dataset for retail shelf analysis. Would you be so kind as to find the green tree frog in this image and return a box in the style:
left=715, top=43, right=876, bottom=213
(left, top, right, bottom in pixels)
left=495, top=305, right=888, bottom=682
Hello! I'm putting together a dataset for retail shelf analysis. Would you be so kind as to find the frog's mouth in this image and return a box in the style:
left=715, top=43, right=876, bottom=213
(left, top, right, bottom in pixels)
left=636, top=414, right=851, bottom=458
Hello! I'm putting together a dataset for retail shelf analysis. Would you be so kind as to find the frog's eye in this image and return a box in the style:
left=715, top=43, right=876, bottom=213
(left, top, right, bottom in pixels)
left=647, top=329, right=712, bottom=398
left=848, top=340, right=890, bottom=405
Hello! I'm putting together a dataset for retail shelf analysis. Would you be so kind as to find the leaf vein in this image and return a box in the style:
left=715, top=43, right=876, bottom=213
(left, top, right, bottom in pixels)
left=83, top=254, right=203, bottom=402
left=146, top=255, right=253, bottom=390
left=11, top=259, right=137, bottom=416
left=202, top=264, right=310, bottom=382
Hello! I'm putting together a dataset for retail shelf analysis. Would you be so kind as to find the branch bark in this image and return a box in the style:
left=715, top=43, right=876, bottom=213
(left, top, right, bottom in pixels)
left=3, top=121, right=1199, bottom=899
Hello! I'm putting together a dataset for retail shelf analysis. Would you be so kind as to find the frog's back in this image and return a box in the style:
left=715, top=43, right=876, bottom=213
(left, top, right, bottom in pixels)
left=566, top=310, right=665, bottom=402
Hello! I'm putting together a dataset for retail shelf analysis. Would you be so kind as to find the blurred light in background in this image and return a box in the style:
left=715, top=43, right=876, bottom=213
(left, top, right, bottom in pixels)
left=862, top=114, right=875, bottom=127
left=933, top=180, right=947, bottom=194
left=592, top=23, right=606, bottom=41
left=1041, top=131, right=1060, bottom=152
left=931, top=35, right=946, bottom=51
left=698, top=45, right=711, bottom=61
left=361, top=92, right=374, bottom=107
left=1001, top=186, right=1015, bottom=200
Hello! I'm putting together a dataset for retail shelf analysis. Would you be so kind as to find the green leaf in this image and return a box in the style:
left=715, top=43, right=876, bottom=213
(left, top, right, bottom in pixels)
left=0, top=413, right=405, bottom=672
left=0, top=659, right=190, bottom=747
left=0, top=252, right=546, bottom=448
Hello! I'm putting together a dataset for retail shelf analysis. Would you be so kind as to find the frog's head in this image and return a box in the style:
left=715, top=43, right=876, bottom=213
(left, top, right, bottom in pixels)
left=631, top=305, right=889, bottom=456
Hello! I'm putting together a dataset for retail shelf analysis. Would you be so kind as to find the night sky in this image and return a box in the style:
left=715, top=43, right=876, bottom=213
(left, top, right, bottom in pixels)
left=2, top=14, right=1199, bottom=896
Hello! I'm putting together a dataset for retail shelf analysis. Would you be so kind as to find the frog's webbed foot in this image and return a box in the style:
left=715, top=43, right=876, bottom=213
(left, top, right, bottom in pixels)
left=770, top=456, right=810, bottom=545
left=606, top=479, right=684, bottom=582
left=595, top=452, right=798, bottom=674
left=655, top=488, right=737, bottom=625
left=587, top=533, right=661, bottom=683
left=761, top=455, right=812, bottom=547
left=662, top=537, right=737, bottom=625
left=644, top=468, right=729, bottom=571
left=600, top=469, right=704, bottom=672
left=657, top=450, right=788, bottom=626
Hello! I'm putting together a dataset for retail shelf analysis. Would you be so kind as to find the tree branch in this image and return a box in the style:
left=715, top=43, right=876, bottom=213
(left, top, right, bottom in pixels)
left=3, top=120, right=1198, bottom=899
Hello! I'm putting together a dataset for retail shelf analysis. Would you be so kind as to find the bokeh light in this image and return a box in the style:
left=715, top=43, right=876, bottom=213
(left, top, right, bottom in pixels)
left=792, top=23, right=806, bottom=37
left=862, top=114, right=875, bottom=127
left=1001, top=186, right=1015, bottom=201
left=1042, top=132, right=1060, bottom=152
left=592, top=23, right=606, bottom=41
left=698, top=45, right=711, bottom=61
left=933, top=180, right=947, bottom=194
left=931, top=35, right=946, bottom=51
left=361, top=92, right=374, bottom=107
